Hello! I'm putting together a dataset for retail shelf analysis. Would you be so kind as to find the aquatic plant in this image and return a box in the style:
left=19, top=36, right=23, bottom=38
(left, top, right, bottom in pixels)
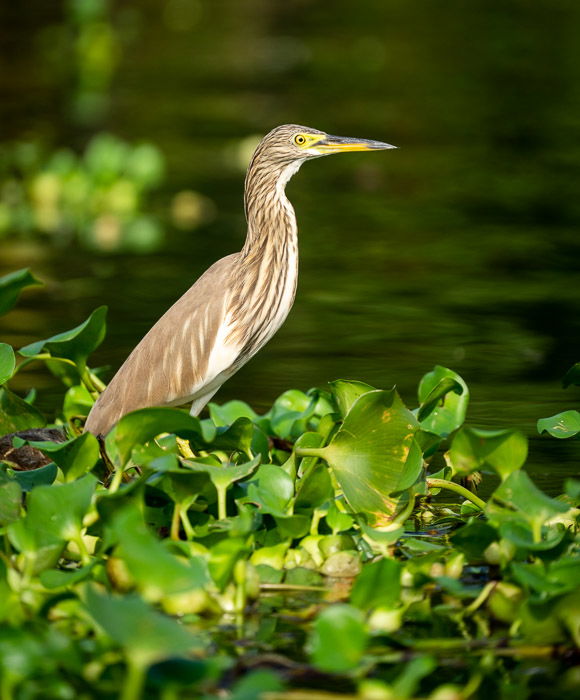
left=0, top=268, right=578, bottom=699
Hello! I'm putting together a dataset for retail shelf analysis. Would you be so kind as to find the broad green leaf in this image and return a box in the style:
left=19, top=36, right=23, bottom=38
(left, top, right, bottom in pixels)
left=182, top=454, right=260, bottom=494
left=297, top=390, right=421, bottom=525
left=0, top=473, right=22, bottom=525
left=110, top=506, right=207, bottom=600
left=0, top=344, right=16, bottom=385
left=111, top=407, right=202, bottom=466
left=269, top=389, right=317, bottom=440
left=209, top=400, right=257, bottom=426
left=448, top=426, right=528, bottom=480
left=0, top=387, right=45, bottom=433
left=537, top=410, right=580, bottom=439
left=329, top=379, right=376, bottom=417
left=208, top=417, right=254, bottom=457
left=29, top=432, right=100, bottom=481
left=208, top=537, right=248, bottom=591
left=63, top=383, right=94, bottom=422
left=486, top=471, right=569, bottom=543
left=0, top=268, right=42, bottom=316
left=350, top=558, right=402, bottom=610
left=417, top=366, right=469, bottom=436
left=83, top=586, right=202, bottom=668
left=562, top=362, right=580, bottom=388
left=309, top=604, right=367, bottom=672
left=229, top=670, right=285, bottom=700
left=245, top=464, right=294, bottom=516
left=7, top=475, right=96, bottom=573
left=9, top=462, right=58, bottom=491
left=19, top=306, right=107, bottom=376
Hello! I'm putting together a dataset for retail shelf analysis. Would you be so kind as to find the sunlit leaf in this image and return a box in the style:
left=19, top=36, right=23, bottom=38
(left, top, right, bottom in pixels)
left=0, top=344, right=16, bottom=385
left=417, top=366, right=469, bottom=436
left=0, top=268, right=42, bottom=316
left=448, top=426, right=528, bottom=480
left=329, top=379, right=376, bottom=417
left=297, top=390, right=421, bottom=524
left=19, top=306, right=107, bottom=376
left=111, top=407, right=202, bottom=466
left=537, top=410, right=580, bottom=439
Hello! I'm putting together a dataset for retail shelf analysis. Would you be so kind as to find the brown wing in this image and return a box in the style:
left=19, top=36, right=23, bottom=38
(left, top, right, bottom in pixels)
left=84, top=253, right=239, bottom=436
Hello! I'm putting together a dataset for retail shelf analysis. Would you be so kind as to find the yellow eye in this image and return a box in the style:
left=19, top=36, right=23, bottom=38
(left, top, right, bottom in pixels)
left=294, top=134, right=307, bottom=146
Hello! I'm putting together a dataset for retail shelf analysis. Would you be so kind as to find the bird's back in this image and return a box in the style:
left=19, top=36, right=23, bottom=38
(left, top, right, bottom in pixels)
left=84, top=253, right=239, bottom=436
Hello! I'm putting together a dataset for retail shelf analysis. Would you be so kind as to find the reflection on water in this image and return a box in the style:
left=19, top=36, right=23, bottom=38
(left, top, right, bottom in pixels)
left=2, top=0, right=580, bottom=491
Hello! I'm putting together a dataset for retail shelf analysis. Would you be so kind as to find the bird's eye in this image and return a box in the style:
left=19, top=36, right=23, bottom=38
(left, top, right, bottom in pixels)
left=294, top=135, right=306, bottom=146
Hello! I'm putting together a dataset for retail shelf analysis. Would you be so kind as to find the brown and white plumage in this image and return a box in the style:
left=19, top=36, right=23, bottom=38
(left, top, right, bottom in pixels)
left=84, top=124, right=395, bottom=436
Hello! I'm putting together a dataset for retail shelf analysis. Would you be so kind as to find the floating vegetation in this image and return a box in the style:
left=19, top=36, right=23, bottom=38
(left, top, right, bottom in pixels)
left=0, top=269, right=579, bottom=699
left=0, top=134, right=166, bottom=253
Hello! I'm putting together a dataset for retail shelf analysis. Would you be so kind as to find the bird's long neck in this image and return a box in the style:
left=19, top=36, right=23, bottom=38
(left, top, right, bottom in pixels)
left=242, top=159, right=301, bottom=256
left=226, top=159, right=302, bottom=357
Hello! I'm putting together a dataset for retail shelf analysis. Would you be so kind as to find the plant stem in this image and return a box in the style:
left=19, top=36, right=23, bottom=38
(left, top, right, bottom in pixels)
left=170, top=503, right=182, bottom=541
left=295, top=446, right=326, bottom=459
left=426, top=478, right=486, bottom=510
left=109, top=468, right=124, bottom=494
left=120, top=660, right=146, bottom=700
left=73, top=530, right=91, bottom=565
left=216, top=484, right=227, bottom=520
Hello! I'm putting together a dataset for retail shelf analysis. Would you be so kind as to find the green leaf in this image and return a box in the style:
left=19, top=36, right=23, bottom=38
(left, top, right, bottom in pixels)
left=329, top=379, right=376, bottom=417
left=19, top=306, right=107, bottom=376
left=0, top=386, right=45, bottom=433
left=417, top=366, right=469, bottom=436
left=269, top=389, right=317, bottom=440
left=40, top=563, right=96, bottom=589
left=209, top=400, right=257, bottom=426
left=83, top=586, right=202, bottom=668
left=448, top=426, right=528, bottom=480
left=110, top=506, right=208, bottom=599
left=537, top=410, right=580, bottom=439
left=350, top=558, right=402, bottom=610
left=208, top=537, right=248, bottom=591
left=7, top=475, right=96, bottom=572
left=298, top=390, right=421, bottom=525
left=309, top=604, right=367, bottom=672
left=246, top=464, right=294, bottom=516
left=486, top=471, right=569, bottom=542
left=63, top=383, right=94, bottom=422
left=111, top=407, right=202, bottom=467
left=0, top=344, right=16, bottom=385
left=9, top=462, right=57, bottom=492
left=29, top=432, right=100, bottom=481
left=0, top=269, right=42, bottom=316
left=0, top=473, right=22, bottom=525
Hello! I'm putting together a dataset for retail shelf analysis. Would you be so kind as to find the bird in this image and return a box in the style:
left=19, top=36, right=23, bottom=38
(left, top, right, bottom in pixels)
left=84, top=124, right=395, bottom=436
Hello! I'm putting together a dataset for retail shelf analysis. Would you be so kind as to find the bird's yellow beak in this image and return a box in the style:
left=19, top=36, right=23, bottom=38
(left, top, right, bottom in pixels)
left=312, top=134, right=397, bottom=154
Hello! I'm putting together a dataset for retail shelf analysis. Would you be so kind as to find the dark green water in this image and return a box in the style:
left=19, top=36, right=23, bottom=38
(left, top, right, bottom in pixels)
left=2, top=0, right=580, bottom=492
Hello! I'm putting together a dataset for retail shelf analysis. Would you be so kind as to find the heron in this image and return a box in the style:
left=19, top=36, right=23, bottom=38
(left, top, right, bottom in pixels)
left=84, top=124, right=395, bottom=436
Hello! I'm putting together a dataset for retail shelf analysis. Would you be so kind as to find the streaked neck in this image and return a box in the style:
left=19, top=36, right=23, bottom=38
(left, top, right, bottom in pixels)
left=242, top=160, right=302, bottom=256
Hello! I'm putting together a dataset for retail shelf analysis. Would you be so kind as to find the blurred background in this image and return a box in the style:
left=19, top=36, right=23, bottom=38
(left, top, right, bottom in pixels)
left=1, top=0, right=580, bottom=488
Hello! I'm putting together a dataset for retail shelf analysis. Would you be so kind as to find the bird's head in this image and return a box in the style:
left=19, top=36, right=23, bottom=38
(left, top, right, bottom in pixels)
left=256, top=124, right=396, bottom=166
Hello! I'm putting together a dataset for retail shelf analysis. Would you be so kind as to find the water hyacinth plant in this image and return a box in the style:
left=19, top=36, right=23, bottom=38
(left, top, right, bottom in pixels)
left=0, top=268, right=578, bottom=699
